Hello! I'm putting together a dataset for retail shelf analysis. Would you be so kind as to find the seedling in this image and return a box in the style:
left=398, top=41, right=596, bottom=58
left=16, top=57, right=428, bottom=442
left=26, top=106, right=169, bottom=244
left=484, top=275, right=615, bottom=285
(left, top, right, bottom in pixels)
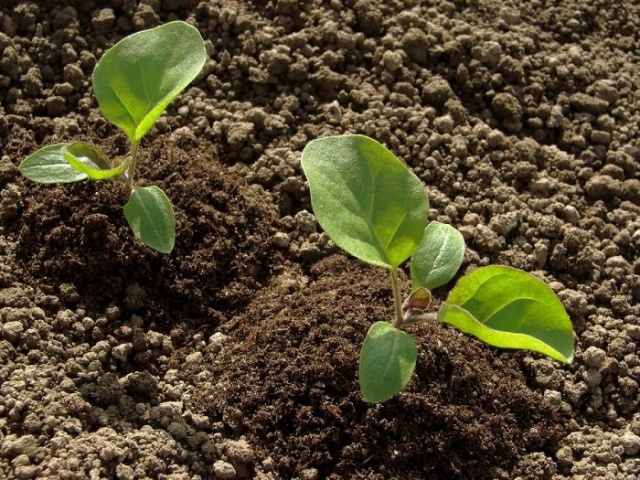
left=18, top=21, right=207, bottom=253
left=301, top=134, right=574, bottom=403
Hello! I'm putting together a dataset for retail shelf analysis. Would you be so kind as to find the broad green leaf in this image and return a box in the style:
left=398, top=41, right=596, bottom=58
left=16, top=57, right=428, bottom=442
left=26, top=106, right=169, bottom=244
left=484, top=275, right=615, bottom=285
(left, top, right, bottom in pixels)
left=301, top=135, right=429, bottom=269
left=19, top=143, right=87, bottom=183
left=92, top=21, right=206, bottom=141
left=411, top=221, right=465, bottom=289
left=63, top=142, right=129, bottom=180
left=124, top=186, right=175, bottom=253
left=359, top=321, right=418, bottom=403
left=438, top=266, right=574, bottom=363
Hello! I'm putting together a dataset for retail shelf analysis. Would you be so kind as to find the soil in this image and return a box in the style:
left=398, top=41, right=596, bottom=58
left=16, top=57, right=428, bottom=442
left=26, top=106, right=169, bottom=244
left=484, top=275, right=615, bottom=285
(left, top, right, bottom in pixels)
left=1, top=0, right=639, bottom=479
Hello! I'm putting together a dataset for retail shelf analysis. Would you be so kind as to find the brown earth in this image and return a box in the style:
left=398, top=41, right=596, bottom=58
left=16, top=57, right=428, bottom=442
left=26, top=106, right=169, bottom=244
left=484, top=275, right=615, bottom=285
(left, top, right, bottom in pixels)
left=1, top=0, right=639, bottom=479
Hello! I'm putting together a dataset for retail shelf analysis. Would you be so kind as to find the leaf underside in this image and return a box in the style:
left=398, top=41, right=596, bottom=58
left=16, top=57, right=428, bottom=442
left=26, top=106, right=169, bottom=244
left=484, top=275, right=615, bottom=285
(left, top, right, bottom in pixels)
left=439, top=265, right=574, bottom=363
left=359, top=321, right=418, bottom=403
left=18, top=143, right=87, bottom=184
left=301, top=134, right=429, bottom=269
left=124, top=185, right=176, bottom=253
left=411, top=221, right=465, bottom=289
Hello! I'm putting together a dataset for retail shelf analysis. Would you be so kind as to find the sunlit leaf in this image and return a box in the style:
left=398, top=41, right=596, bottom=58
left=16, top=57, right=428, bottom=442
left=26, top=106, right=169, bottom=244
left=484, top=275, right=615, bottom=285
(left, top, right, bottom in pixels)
left=92, top=21, right=206, bottom=141
left=63, top=142, right=129, bottom=180
left=301, top=134, right=428, bottom=269
left=439, top=266, right=574, bottom=363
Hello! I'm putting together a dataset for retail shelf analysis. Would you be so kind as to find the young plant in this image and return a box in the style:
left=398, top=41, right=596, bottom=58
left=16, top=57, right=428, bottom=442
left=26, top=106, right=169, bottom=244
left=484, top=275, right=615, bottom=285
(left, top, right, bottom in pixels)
left=18, top=21, right=207, bottom=253
left=301, top=134, right=575, bottom=403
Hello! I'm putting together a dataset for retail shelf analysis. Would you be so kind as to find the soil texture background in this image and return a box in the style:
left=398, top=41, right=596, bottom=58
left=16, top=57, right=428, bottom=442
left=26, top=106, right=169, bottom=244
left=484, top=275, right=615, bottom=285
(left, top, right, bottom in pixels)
left=1, top=0, right=640, bottom=479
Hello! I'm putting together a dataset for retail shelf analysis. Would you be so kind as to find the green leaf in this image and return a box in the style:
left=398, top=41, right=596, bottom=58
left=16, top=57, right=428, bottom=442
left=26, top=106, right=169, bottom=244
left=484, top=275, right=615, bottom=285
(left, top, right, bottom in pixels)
left=19, top=144, right=87, bottom=183
left=92, top=21, right=206, bottom=141
left=359, top=321, right=418, bottom=403
left=63, top=142, right=129, bottom=180
left=301, top=134, right=429, bottom=269
left=411, top=221, right=465, bottom=289
left=124, top=186, right=176, bottom=253
left=438, top=266, right=574, bottom=363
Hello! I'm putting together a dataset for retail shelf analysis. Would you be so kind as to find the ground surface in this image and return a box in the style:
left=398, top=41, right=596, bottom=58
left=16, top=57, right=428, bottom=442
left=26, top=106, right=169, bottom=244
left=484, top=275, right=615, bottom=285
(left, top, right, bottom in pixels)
left=1, top=0, right=639, bottom=479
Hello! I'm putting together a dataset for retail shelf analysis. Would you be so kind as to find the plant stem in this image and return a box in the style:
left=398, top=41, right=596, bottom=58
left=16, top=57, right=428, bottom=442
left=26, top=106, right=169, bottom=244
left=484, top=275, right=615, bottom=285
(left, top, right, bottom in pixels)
left=125, top=140, right=140, bottom=196
left=390, top=268, right=403, bottom=327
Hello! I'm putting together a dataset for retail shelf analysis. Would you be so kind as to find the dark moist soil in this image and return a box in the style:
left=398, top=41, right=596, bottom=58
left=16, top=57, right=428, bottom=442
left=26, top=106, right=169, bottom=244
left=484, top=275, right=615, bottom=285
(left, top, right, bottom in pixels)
left=1, top=1, right=640, bottom=479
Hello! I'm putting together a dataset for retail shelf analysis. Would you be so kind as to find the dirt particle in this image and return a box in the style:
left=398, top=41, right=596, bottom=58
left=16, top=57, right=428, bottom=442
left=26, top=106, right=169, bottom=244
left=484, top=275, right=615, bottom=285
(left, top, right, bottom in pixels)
left=213, top=460, right=236, bottom=478
left=401, top=28, right=430, bottom=65
left=492, top=92, right=523, bottom=122
left=584, top=175, right=623, bottom=200
left=570, top=93, right=609, bottom=115
left=472, top=40, right=502, bottom=68
left=92, top=8, right=116, bottom=34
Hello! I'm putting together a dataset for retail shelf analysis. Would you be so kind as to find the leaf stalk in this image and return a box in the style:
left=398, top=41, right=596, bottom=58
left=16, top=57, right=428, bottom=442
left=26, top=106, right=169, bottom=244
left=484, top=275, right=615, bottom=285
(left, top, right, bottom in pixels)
left=390, top=268, right=403, bottom=327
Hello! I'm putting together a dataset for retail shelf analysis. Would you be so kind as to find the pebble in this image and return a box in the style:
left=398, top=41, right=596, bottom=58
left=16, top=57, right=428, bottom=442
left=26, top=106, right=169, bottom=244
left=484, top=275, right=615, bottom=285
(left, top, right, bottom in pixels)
left=582, top=346, right=607, bottom=368
left=570, top=92, right=609, bottom=114
left=2, top=321, right=23, bottom=344
left=213, top=460, right=236, bottom=479
left=619, top=432, right=640, bottom=456
left=585, top=175, right=622, bottom=200
left=422, top=77, right=454, bottom=107
left=401, top=28, right=430, bottom=65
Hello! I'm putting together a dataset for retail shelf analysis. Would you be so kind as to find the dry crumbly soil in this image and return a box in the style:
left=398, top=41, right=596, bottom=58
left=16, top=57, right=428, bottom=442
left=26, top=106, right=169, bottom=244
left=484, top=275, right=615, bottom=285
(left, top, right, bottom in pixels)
left=1, top=0, right=640, bottom=479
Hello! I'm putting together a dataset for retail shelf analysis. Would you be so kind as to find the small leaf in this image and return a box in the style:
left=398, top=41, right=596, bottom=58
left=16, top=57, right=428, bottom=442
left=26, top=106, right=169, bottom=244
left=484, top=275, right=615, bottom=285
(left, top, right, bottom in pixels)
left=63, top=142, right=129, bottom=180
left=411, top=221, right=465, bottom=289
left=359, top=321, right=418, bottom=403
left=438, top=265, right=574, bottom=363
left=92, top=21, right=206, bottom=141
left=402, top=287, right=431, bottom=313
left=402, top=287, right=432, bottom=324
left=301, top=135, right=429, bottom=269
left=124, top=186, right=176, bottom=253
left=19, top=144, right=87, bottom=183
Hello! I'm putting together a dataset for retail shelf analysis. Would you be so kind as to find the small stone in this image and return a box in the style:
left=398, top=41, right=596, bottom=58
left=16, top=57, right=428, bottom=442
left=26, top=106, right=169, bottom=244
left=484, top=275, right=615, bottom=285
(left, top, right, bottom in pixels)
left=583, top=367, right=602, bottom=389
left=492, top=92, right=522, bottom=121
left=472, top=41, right=502, bottom=67
left=186, top=351, right=203, bottom=364
left=422, top=77, right=454, bottom=108
left=112, top=343, right=133, bottom=362
left=133, top=3, right=160, bottom=30
left=489, top=212, right=519, bottom=236
left=226, top=122, right=254, bottom=148
left=590, top=130, right=610, bottom=145
left=592, top=79, right=619, bottom=105
left=622, top=179, right=640, bottom=203
left=298, top=468, right=319, bottom=480
left=92, top=9, right=116, bottom=34
left=382, top=50, right=403, bottom=72
left=570, top=92, right=609, bottom=114
left=213, top=460, right=236, bottom=479
left=556, top=445, right=574, bottom=467
left=486, top=129, right=507, bottom=148
left=272, top=232, right=290, bottom=249
left=582, top=346, right=607, bottom=368
left=619, top=432, right=640, bottom=456
left=1, top=321, right=23, bottom=344
left=562, top=205, right=580, bottom=224
left=0, top=434, right=38, bottom=459
left=433, top=115, right=454, bottom=134
left=45, top=96, right=66, bottom=116
left=401, top=28, right=430, bottom=65
left=584, top=175, right=622, bottom=200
